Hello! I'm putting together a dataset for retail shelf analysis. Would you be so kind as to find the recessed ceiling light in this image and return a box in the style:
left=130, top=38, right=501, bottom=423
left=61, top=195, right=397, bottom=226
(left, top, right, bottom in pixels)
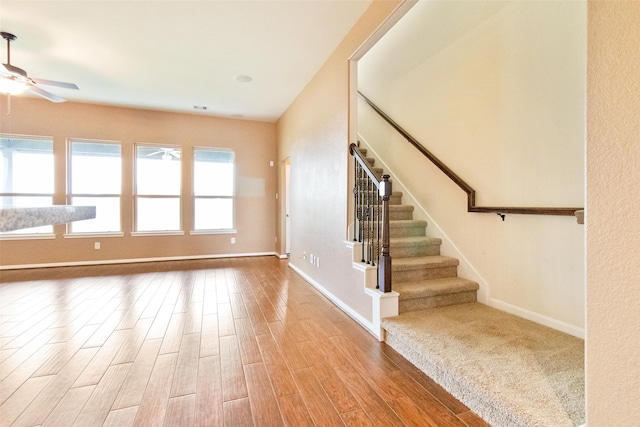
left=234, top=75, right=253, bottom=83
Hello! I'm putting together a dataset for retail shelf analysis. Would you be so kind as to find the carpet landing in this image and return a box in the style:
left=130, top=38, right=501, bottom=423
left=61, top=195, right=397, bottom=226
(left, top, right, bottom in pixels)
left=382, top=303, right=584, bottom=427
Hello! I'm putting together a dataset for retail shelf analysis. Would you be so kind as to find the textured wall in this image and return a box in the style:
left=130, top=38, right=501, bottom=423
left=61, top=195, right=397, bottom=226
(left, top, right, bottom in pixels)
left=586, top=1, right=640, bottom=424
left=276, top=0, right=402, bottom=322
left=358, top=0, right=586, bottom=333
left=0, top=96, right=277, bottom=267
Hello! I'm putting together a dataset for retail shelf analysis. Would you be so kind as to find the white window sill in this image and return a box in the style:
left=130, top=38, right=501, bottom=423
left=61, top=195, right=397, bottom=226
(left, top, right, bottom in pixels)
left=131, top=231, right=185, bottom=237
left=190, top=229, right=237, bottom=235
left=64, top=232, right=125, bottom=239
left=0, top=233, right=56, bottom=241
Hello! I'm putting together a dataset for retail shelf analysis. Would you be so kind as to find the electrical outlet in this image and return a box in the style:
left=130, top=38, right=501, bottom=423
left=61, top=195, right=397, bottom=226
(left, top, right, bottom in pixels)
left=316, top=257, right=320, bottom=267
left=94, top=242, right=100, bottom=250
left=310, top=254, right=315, bottom=264
left=231, top=237, right=236, bottom=244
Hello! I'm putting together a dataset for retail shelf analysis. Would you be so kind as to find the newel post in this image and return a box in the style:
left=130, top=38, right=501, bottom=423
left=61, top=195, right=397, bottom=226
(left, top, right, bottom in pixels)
left=378, top=175, right=392, bottom=292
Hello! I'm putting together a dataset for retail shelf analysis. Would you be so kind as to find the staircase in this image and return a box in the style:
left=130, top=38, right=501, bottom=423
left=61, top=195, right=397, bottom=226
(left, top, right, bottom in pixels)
left=356, top=148, right=585, bottom=427
left=361, top=148, right=480, bottom=313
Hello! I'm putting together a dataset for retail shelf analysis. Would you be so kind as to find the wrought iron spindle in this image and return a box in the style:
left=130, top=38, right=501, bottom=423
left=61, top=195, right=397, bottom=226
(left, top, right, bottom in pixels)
left=349, top=143, right=393, bottom=293
left=353, top=156, right=358, bottom=242
left=359, top=163, right=365, bottom=262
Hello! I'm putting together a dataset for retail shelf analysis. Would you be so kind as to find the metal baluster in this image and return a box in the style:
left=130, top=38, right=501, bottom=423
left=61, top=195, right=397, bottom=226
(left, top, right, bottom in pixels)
left=359, top=165, right=365, bottom=262
left=370, top=179, right=376, bottom=267
left=365, top=175, right=371, bottom=264
left=353, top=156, right=358, bottom=242
left=376, top=189, right=381, bottom=264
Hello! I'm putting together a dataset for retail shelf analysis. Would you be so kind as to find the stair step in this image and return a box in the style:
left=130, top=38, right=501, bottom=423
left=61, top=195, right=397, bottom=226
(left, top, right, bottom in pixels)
left=389, top=205, right=414, bottom=220
left=395, top=277, right=479, bottom=312
left=392, top=256, right=459, bottom=282
left=390, top=220, right=427, bottom=237
left=381, top=303, right=585, bottom=426
left=390, top=236, right=441, bottom=257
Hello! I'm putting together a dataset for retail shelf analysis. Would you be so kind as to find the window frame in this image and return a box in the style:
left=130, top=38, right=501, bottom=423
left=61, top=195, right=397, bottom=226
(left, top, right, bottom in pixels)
left=0, top=133, right=55, bottom=238
left=191, top=146, right=236, bottom=234
left=65, top=138, right=124, bottom=237
left=132, top=143, right=184, bottom=236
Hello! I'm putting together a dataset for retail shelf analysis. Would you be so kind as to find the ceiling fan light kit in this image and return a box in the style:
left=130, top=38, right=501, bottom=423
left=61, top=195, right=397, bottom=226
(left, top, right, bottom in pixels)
left=1, top=31, right=79, bottom=102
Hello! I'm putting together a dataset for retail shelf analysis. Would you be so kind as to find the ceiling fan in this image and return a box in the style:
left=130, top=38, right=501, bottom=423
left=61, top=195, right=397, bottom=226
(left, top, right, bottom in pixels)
left=1, top=31, right=79, bottom=103
left=148, top=148, right=181, bottom=161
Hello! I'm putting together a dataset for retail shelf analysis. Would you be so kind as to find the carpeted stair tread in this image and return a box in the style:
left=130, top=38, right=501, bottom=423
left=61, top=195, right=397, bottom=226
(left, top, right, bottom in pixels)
left=382, top=303, right=584, bottom=427
left=389, top=204, right=414, bottom=212
left=392, top=256, right=459, bottom=271
left=394, top=277, right=479, bottom=300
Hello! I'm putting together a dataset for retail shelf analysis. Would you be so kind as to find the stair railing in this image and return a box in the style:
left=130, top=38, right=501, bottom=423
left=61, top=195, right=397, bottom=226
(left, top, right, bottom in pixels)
left=350, top=143, right=392, bottom=293
left=358, top=91, right=584, bottom=219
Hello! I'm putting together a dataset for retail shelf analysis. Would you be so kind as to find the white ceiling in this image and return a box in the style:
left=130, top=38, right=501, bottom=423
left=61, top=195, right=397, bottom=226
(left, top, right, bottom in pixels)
left=0, top=0, right=371, bottom=122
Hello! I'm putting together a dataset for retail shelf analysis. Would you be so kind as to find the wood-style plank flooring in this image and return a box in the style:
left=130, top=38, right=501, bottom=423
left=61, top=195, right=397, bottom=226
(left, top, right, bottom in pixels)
left=0, top=257, right=490, bottom=426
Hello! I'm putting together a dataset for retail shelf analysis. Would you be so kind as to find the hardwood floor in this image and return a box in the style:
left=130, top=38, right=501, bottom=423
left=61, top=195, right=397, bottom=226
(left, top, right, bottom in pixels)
left=0, top=257, right=490, bottom=426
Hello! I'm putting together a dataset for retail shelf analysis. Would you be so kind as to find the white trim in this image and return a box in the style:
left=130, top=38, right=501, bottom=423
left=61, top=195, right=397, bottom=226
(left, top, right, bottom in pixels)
left=0, top=252, right=277, bottom=271
left=488, top=298, right=585, bottom=339
left=189, top=229, right=237, bottom=235
left=130, top=231, right=185, bottom=237
left=288, top=262, right=378, bottom=338
left=64, top=232, right=125, bottom=239
left=0, top=233, right=56, bottom=240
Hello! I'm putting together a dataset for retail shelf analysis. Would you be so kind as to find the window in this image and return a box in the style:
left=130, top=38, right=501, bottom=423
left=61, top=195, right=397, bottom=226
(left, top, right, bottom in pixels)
left=193, top=148, right=234, bottom=231
left=68, top=140, right=121, bottom=233
left=135, top=145, right=181, bottom=232
left=0, top=135, right=54, bottom=234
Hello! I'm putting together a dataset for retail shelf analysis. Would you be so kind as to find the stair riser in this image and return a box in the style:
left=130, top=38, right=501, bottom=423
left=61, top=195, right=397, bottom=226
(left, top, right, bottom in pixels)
left=390, top=227, right=426, bottom=238
left=361, top=226, right=426, bottom=239
left=393, top=266, right=458, bottom=282
left=391, top=244, right=440, bottom=258
left=389, top=210, right=414, bottom=220
left=398, top=291, right=478, bottom=313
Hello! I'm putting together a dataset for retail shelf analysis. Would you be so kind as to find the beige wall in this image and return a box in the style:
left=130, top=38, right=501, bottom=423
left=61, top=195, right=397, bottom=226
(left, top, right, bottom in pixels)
left=357, top=0, right=586, bottom=335
left=0, top=96, right=277, bottom=267
left=276, top=0, right=401, bottom=322
left=586, top=1, right=640, bottom=424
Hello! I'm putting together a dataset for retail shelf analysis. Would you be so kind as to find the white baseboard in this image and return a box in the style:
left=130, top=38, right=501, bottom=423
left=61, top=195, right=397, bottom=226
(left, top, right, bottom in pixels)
left=288, top=262, right=377, bottom=338
left=0, top=252, right=278, bottom=271
left=488, top=298, right=585, bottom=339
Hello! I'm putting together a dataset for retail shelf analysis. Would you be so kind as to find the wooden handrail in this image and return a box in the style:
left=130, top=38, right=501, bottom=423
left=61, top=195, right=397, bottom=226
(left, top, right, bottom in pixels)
left=350, top=143, right=383, bottom=185
left=358, top=91, right=583, bottom=218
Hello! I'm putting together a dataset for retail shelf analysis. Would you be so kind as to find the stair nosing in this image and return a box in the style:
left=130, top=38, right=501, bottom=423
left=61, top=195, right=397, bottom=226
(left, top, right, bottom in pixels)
left=394, top=277, right=480, bottom=299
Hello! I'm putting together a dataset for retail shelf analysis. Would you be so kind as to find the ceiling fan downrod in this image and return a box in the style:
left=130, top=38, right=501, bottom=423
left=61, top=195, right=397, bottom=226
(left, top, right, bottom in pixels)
left=1, top=32, right=17, bottom=65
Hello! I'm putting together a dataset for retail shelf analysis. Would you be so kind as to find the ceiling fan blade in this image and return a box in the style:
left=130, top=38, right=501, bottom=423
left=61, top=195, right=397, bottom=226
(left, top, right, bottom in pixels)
left=30, top=77, right=78, bottom=90
left=2, top=62, right=27, bottom=77
left=27, top=85, right=66, bottom=103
